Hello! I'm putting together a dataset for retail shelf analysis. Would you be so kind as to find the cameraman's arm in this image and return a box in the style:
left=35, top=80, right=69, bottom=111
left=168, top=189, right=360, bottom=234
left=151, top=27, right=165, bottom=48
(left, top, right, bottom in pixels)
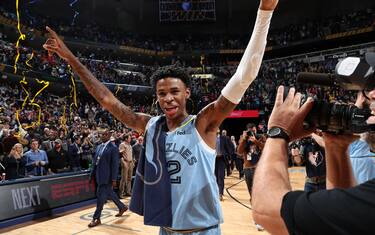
left=252, top=138, right=290, bottom=235
left=324, top=133, right=357, bottom=189
left=311, top=133, right=325, bottom=148
left=252, top=87, right=314, bottom=234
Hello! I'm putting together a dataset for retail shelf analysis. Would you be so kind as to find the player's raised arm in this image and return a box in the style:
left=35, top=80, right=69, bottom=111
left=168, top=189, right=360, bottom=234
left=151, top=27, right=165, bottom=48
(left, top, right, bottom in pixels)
left=196, top=0, right=278, bottom=135
left=43, top=27, right=151, bottom=133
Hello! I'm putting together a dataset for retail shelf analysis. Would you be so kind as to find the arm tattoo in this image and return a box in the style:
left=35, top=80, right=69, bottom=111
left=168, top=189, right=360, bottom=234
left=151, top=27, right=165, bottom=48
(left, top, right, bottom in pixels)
left=69, top=57, right=151, bottom=132
left=197, top=95, right=236, bottom=132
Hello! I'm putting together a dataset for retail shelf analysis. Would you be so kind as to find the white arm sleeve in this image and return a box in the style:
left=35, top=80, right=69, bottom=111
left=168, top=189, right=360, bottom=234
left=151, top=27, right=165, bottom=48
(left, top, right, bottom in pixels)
left=221, top=9, right=273, bottom=104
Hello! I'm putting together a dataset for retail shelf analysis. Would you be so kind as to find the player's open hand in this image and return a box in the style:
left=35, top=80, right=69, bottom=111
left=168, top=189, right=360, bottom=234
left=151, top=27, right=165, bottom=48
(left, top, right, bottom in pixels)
left=43, top=26, right=75, bottom=62
left=259, top=0, right=279, bottom=11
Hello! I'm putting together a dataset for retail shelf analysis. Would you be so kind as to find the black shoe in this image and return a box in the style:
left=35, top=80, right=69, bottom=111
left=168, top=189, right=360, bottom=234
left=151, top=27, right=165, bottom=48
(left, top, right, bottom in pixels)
left=88, top=219, right=101, bottom=228
left=115, top=206, right=128, bottom=217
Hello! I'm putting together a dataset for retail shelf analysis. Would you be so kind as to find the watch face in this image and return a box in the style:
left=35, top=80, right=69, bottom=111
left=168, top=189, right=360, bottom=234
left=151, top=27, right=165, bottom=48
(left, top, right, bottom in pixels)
left=269, top=128, right=281, bottom=136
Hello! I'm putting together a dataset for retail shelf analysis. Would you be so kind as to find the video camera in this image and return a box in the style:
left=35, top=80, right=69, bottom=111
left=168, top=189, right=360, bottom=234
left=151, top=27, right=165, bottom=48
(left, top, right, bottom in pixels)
left=296, top=52, right=375, bottom=134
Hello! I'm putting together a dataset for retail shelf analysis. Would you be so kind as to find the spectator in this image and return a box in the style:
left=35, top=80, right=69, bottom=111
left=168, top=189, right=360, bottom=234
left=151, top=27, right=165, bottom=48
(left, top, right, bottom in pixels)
left=24, top=139, right=49, bottom=176
left=81, top=136, right=94, bottom=169
left=119, top=134, right=134, bottom=198
left=215, top=129, right=232, bottom=201
left=132, top=136, right=144, bottom=172
left=3, top=143, right=26, bottom=179
left=2, top=129, right=18, bottom=155
left=40, top=128, right=57, bottom=151
left=230, top=135, right=243, bottom=179
left=47, top=138, right=70, bottom=173
left=68, top=135, right=82, bottom=172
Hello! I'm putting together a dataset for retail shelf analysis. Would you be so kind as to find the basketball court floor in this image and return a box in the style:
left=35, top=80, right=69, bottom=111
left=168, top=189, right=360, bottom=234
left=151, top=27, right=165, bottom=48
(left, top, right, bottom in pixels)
left=0, top=167, right=306, bottom=235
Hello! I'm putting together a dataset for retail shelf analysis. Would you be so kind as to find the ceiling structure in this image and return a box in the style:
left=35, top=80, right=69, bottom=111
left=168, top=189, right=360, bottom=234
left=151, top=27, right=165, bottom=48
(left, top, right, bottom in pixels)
left=3, top=0, right=374, bottom=34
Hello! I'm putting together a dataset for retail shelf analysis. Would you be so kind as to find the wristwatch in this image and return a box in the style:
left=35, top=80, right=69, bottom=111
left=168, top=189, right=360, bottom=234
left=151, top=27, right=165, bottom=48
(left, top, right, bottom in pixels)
left=267, top=127, right=290, bottom=142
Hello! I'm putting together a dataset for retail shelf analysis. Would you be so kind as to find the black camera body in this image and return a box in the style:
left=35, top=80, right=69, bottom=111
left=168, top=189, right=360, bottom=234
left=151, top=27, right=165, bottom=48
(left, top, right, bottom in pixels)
left=297, top=53, right=375, bottom=134
left=304, top=100, right=374, bottom=134
left=246, top=130, right=254, bottom=137
left=300, top=137, right=313, bottom=145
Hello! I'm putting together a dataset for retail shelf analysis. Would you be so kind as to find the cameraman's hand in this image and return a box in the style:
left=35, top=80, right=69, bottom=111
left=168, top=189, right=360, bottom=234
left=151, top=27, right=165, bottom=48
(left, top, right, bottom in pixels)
left=268, top=86, right=314, bottom=141
left=242, top=131, right=248, bottom=138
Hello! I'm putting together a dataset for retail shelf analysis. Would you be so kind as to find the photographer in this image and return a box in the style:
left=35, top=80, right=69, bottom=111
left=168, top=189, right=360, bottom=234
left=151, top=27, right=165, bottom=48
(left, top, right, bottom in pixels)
left=289, top=141, right=302, bottom=166
left=300, top=133, right=326, bottom=192
left=252, top=86, right=375, bottom=235
left=238, top=123, right=267, bottom=231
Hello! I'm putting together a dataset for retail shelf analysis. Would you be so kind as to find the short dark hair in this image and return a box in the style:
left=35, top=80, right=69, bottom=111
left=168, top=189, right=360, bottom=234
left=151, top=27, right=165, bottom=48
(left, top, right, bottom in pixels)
left=246, top=123, right=256, bottom=130
left=150, top=65, right=191, bottom=88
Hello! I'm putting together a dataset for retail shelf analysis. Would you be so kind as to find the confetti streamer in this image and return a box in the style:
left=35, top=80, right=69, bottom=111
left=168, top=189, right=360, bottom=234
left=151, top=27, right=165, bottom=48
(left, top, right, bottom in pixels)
left=69, top=0, right=78, bottom=7
left=16, top=78, right=50, bottom=129
left=29, top=0, right=39, bottom=4
left=60, top=105, right=68, bottom=134
left=19, top=77, right=30, bottom=110
left=67, top=65, right=78, bottom=108
left=71, top=11, right=79, bottom=25
left=115, top=84, right=122, bottom=96
left=30, top=79, right=49, bottom=103
left=69, top=0, right=80, bottom=25
left=13, top=0, right=26, bottom=74
left=25, top=51, right=34, bottom=68
left=16, top=77, right=32, bottom=129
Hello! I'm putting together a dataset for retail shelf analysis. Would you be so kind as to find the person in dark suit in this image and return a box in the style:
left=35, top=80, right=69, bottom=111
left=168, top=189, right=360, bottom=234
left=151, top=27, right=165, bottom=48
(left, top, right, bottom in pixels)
left=88, top=127, right=128, bottom=228
left=68, top=136, right=82, bottom=172
left=215, top=129, right=232, bottom=201
left=40, top=128, right=57, bottom=152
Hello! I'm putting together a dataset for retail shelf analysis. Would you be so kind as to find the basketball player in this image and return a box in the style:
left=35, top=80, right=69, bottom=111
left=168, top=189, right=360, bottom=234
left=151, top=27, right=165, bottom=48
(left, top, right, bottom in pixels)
left=43, top=0, right=279, bottom=233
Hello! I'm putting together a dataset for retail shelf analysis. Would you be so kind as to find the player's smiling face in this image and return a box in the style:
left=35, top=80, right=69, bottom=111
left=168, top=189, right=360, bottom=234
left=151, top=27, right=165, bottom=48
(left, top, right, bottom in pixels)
left=156, top=77, right=190, bottom=120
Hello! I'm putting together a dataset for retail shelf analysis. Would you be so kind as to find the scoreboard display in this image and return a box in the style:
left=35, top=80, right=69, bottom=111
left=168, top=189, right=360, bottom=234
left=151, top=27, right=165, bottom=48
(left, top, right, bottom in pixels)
left=159, top=0, right=216, bottom=22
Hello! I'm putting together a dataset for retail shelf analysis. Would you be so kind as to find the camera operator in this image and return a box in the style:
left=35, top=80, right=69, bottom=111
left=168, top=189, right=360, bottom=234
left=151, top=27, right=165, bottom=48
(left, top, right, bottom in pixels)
left=238, top=123, right=267, bottom=231
left=349, top=91, right=375, bottom=184
left=300, top=132, right=326, bottom=192
left=252, top=86, right=375, bottom=235
left=238, top=123, right=265, bottom=199
left=289, top=140, right=302, bottom=166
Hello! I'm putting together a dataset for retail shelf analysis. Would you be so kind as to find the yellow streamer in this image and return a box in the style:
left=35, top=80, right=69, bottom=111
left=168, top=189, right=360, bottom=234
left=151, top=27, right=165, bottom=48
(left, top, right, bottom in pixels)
left=115, top=85, right=122, bottom=96
left=30, top=79, right=49, bottom=103
left=31, top=102, right=42, bottom=126
left=60, top=105, right=67, bottom=134
left=19, top=77, right=29, bottom=109
left=67, top=65, right=77, bottom=108
left=16, top=78, right=50, bottom=129
left=25, top=51, right=34, bottom=68
left=13, top=0, right=26, bottom=74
